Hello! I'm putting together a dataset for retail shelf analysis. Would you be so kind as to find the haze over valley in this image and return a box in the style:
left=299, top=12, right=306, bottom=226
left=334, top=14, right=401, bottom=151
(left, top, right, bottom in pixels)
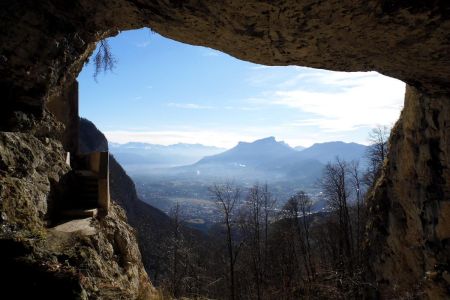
left=110, top=136, right=369, bottom=230
left=77, top=30, right=402, bottom=232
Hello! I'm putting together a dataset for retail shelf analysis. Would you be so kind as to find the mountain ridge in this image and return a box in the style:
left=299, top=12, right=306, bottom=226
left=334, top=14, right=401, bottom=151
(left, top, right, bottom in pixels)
left=197, top=136, right=295, bottom=168
left=155, top=137, right=368, bottom=187
left=195, top=138, right=367, bottom=168
left=110, top=141, right=225, bottom=151
left=294, top=141, right=368, bottom=164
left=109, top=140, right=226, bottom=170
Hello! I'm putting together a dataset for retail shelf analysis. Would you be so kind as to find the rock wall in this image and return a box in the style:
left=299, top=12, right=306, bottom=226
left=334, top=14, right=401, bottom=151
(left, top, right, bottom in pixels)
left=47, top=81, right=79, bottom=153
left=366, top=85, right=450, bottom=298
left=1, top=1, right=450, bottom=126
left=0, top=111, right=68, bottom=229
left=0, top=1, right=450, bottom=298
left=0, top=111, right=156, bottom=299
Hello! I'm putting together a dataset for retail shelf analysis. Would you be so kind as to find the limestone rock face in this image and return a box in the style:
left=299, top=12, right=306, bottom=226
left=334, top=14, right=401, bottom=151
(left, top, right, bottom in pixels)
left=0, top=202, right=155, bottom=299
left=0, top=123, right=69, bottom=229
left=76, top=202, right=156, bottom=299
left=0, top=112, right=155, bottom=299
left=0, top=1, right=450, bottom=298
left=1, top=0, right=450, bottom=125
left=366, top=85, right=450, bottom=298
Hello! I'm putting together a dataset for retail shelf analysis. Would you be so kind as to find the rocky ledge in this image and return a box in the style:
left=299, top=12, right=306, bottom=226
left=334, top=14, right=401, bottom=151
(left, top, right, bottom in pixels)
left=0, top=112, right=156, bottom=299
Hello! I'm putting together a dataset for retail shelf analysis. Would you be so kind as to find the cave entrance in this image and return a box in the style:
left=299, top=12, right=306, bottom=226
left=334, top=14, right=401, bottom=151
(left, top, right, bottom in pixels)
left=3, top=2, right=449, bottom=297
left=67, top=29, right=404, bottom=220
left=64, top=29, right=407, bottom=294
left=56, top=28, right=405, bottom=224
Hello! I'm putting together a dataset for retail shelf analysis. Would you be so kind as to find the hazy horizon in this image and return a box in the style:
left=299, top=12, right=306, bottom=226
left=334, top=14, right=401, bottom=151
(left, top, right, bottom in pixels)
left=108, top=135, right=369, bottom=150
left=78, top=28, right=405, bottom=148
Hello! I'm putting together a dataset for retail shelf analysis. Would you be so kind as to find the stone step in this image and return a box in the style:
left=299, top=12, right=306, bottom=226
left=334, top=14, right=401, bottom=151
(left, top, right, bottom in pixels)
left=80, top=179, right=98, bottom=184
left=78, top=192, right=98, bottom=198
left=78, top=202, right=98, bottom=209
left=78, top=178, right=98, bottom=183
left=80, top=183, right=98, bottom=188
left=75, top=181, right=94, bottom=188
left=74, top=169, right=98, bottom=176
left=60, top=208, right=98, bottom=219
left=79, top=190, right=98, bottom=196
left=78, top=195, right=97, bottom=201
left=78, top=179, right=98, bottom=186
left=76, top=201, right=98, bottom=208
left=79, top=189, right=97, bottom=194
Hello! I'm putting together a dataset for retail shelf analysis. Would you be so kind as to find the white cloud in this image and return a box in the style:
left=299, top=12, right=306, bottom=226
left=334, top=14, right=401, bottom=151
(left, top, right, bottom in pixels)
left=104, top=69, right=405, bottom=148
left=256, top=70, right=405, bottom=132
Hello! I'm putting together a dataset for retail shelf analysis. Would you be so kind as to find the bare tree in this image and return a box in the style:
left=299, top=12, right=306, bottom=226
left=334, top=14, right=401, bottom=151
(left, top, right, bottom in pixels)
left=238, top=183, right=276, bottom=299
left=261, top=184, right=276, bottom=279
left=209, top=182, right=242, bottom=300
left=297, top=191, right=314, bottom=280
left=283, top=191, right=315, bottom=283
left=320, top=158, right=353, bottom=274
left=167, top=202, right=184, bottom=298
left=241, top=184, right=263, bottom=299
left=364, top=125, right=390, bottom=186
left=348, top=161, right=365, bottom=266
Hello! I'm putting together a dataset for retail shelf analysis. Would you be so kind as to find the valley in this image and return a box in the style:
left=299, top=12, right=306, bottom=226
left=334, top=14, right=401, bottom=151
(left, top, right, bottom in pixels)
left=111, top=137, right=368, bottom=231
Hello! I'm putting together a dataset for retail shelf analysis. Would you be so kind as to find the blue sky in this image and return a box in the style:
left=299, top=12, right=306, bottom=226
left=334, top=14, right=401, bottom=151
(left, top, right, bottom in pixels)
left=77, top=28, right=405, bottom=148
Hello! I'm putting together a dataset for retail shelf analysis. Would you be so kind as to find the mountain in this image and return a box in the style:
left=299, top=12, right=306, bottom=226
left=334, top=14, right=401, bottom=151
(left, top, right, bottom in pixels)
left=159, top=138, right=368, bottom=185
left=266, top=141, right=368, bottom=178
left=161, top=137, right=319, bottom=184
left=109, top=141, right=226, bottom=172
left=109, top=142, right=224, bottom=153
left=197, top=136, right=295, bottom=168
left=195, top=138, right=367, bottom=169
left=294, top=145, right=306, bottom=151
left=295, top=141, right=368, bottom=164
left=79, top=117, right=108, bottom=153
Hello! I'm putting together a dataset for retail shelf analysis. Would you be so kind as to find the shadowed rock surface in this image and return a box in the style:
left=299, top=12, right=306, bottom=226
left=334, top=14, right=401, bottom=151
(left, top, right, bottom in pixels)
left=366, top=85, right=450, bottom=298
left=0, top=123, right=155, bottom=298
left=0, top=1, right=449, bottom=298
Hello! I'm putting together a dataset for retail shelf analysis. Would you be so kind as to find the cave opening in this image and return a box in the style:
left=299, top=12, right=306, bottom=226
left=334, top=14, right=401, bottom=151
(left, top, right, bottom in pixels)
left=72, top=28, right=405, bottom=217
left=61, top=28, right=407, bottom=295
left=2, top=2, right=449, bottom=298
